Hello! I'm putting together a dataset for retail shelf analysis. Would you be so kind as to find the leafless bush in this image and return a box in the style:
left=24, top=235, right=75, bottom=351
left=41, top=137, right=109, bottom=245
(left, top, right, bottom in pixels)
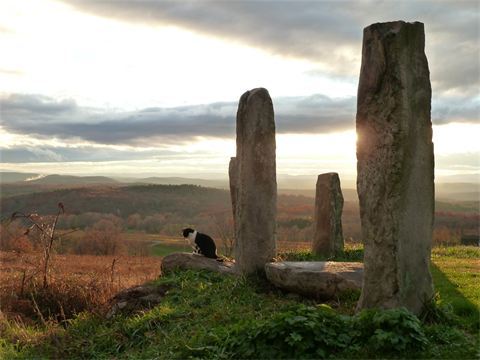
left=209, top=211, right=235, bottom=257
left=7, top=203, right=65, bottom=288
left=74, top=219, right=126, bottom=255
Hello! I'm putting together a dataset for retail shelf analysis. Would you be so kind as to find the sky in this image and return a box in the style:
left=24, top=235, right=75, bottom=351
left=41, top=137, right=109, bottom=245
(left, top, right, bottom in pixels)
left=0, top=0, right=479, bottom=186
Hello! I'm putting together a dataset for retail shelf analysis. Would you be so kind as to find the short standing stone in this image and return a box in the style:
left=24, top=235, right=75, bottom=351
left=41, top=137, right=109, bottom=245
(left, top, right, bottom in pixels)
left=234, top=88, right=277, bottom=274
left=356, top=21, right=434, bottom=315
left=312, top=172, right=344, bottom=256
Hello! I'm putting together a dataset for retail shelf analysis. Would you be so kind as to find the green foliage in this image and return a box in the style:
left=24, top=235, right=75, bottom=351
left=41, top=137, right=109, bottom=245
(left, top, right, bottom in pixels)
left=215, top=304, right=351, bottom=359
left=280, top=244, right=364, bottom=262
left=420, top=292, right=456, bottom=325
left=201, top=306, right=431, bottom=359
left=352, top=308, right=428, bottom=354
left=432, top=245, right=480, bottom=259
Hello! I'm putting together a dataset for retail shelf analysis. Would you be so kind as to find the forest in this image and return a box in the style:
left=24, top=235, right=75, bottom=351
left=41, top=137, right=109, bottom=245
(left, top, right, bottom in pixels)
left=1, top=183, right=478, bottom=257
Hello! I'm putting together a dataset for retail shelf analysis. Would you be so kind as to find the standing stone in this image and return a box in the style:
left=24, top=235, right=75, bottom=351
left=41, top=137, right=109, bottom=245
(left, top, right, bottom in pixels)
left=228, top=157, right=238, bottom=232
left=356, top=21, right=434, bottom=315
left=235, top=88, right=277, bottom=274
left=312, top=173, right=344, bottom=257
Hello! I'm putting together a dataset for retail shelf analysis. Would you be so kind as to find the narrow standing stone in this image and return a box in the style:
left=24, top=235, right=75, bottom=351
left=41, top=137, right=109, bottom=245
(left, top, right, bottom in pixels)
left=312, top=172, right=344, bottom=257
left=356, top=21, right=434, bottom=315
left=228, top=156, right=238, bottom=234
left=235, top=88, right=277, bottom=274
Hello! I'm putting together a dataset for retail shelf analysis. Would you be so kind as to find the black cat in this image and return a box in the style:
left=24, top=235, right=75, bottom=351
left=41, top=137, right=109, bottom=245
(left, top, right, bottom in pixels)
left=182, top=228, right=219, bottom=260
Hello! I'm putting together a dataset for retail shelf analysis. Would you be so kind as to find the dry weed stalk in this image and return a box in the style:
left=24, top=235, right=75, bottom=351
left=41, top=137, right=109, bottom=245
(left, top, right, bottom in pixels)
left=10, top=203, right=65, bottom=288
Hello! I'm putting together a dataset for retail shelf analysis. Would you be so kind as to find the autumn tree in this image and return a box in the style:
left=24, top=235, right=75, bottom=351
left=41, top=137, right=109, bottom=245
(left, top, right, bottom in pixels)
left=76, top=219, right=125, bottom=255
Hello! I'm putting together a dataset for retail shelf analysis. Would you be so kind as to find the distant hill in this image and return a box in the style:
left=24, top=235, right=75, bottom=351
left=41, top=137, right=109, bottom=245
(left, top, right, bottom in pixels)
left=1, top=171, right=477, bottom=203
left=129, top=177, right=228, bottom=188
left=0, top=184, right=231, bottom=219
left=436, top=183, right=479, bottom=201
left=0, top=172, right=118, bottom=186
left=0, top=174, right=120, bottom=198
left=279, top=188, right=358, bottom=201
left=29, top=174, right=118, bottom=185
left=0, top=184, right=316, bottom=221
left=0, top=172, right=40, bottom=183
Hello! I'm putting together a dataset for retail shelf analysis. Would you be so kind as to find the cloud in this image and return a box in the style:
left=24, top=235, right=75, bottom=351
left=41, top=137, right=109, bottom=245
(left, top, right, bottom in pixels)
left=62, top=0, right=479, bottom=95
left=0, top=147, right=64, bottom=162
left=1, top=93, right=357, bottom=145
left=1, top=93, right=78, bottom=116
left=0, top=145, right=177, bottom=163
left=1, top=92, right=477, bottom=148
left=432, top=96, right=480, bottom=124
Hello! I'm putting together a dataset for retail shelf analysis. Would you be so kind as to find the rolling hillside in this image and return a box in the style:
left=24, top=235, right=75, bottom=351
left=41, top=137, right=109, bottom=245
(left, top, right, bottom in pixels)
left=0, top=184, right=231, bottom=219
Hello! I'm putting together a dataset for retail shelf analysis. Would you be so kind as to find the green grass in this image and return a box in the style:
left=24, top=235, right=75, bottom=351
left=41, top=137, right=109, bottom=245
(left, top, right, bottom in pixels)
left=149, top=243, right=188, bottom=257
left=1, top=246, right=478, bottom=359
left=430, top=246, right=479, bottom=332
left=280, top=242, right=364, bottom=262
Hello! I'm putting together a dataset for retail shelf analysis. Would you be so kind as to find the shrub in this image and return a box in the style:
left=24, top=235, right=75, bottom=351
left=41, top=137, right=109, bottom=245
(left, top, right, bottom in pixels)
left=206, top=305, right=430, bottom=359
left=218, top=304, right=351, bottom=359
left=352, top=307, right=428, bottom=353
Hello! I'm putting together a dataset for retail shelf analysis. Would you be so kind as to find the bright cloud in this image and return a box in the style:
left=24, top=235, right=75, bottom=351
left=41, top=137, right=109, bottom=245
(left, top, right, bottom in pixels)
left=0, top=0, right=478, bottom=180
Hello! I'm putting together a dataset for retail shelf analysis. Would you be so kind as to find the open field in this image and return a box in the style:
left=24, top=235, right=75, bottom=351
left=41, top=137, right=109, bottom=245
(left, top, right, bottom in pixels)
left=56, top=230, right=318, bottom=257
left=0, top=252, right=161, bottom=324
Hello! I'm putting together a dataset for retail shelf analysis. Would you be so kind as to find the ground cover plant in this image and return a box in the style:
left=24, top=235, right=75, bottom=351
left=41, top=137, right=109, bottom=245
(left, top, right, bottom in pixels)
left=1, top=245, right=478, bottom=359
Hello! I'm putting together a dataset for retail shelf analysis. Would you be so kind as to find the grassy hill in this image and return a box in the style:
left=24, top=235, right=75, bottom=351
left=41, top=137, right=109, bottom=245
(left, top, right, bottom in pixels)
left=1, top=246, right=478, bottom=359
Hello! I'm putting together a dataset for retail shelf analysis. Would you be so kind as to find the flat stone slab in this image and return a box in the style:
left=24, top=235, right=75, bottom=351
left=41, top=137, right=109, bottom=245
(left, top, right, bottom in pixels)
left=161, top=252, right=235, bottom=274
left=265, top=261, right=363, bottom=299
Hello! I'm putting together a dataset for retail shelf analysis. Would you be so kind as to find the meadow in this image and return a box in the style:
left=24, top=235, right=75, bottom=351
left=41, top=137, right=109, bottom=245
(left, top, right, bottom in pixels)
left=0, top=244, right=478, bottom=359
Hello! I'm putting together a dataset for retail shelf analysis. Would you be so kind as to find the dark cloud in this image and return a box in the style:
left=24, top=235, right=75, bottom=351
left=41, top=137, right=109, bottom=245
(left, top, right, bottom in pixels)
left=0, top=93, right=357, bottom=145
left=0, top=147, right=64, bottom=162
left=1, top=93, right=476, bottom=147
left=0, top=145, right=178, bottom=163
left=432, top=96, right=480, bottom=125
left=62, top=0, right=479, bottom=94
left=1, top=93, right=78, bottom=115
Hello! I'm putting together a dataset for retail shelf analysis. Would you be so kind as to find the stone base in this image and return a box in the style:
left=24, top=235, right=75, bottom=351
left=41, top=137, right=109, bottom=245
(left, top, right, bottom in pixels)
left=265, top=261, right=363, bottom=299
left=161, top=252, right=236, bottom=274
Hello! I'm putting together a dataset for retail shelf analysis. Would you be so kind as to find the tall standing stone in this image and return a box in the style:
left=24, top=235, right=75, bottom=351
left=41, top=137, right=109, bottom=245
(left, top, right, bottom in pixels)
left=312, top=172, right=344, bottom=256
left=356, top=21, right=434, bottom=315
left=235, top=88, right=277, bottom=274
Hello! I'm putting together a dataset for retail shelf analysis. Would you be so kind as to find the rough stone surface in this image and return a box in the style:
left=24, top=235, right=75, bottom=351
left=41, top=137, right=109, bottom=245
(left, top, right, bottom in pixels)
left=265, top=261, right=363, bottom=299
left=106, top=284, right=170, bottom=318
left=312, top=173, right=344, bottom=256
left=234, top=88, right=277, bottom=274
left=356, top=21, right=434, bottom=315
left=229, top=156, right=238, bottom=234
left=161, top=252, right=235, bottom=274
